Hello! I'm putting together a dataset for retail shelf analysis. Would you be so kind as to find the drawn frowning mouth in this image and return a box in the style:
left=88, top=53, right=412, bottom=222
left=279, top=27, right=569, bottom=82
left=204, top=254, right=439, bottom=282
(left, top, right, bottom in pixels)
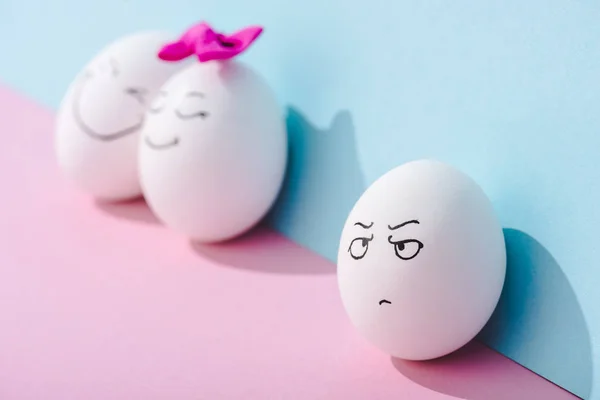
left=144, top=136, right=179, bottom=150
left=379, top=299, right=392, bottom=306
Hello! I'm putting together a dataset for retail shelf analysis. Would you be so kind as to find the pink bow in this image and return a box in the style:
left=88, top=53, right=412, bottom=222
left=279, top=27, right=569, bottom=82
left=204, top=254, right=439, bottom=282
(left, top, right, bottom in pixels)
left=158, top=22, right=263, bottom=63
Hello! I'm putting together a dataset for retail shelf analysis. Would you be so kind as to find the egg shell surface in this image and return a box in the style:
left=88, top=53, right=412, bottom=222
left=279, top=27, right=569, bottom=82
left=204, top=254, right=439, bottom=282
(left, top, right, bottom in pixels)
left=55, top=31, right=185, bottom=200
left=337, top=159, right=506, bottom=360
left=139, top=60, right=287, bottom=242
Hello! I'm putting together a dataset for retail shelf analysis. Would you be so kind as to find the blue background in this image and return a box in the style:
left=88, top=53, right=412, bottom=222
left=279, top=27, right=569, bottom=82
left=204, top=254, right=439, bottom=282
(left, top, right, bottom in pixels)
left=1, top=0, right=598, bottom=397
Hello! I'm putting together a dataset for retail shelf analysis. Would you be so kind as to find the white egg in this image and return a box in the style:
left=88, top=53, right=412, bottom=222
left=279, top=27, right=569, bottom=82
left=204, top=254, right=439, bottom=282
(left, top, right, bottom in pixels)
left=55, top=31, right=186, bottom=200
left=337, top=160, right=506, bottom=360
left=138, top=60, right=287, bottom=242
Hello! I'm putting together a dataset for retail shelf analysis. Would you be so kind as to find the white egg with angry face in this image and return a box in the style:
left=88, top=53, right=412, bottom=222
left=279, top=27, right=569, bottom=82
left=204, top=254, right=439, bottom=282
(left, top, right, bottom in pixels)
left=139, top=60, right=287, bottom=242
left=337, top=160, right=506, bottom=360
left=55, top=32, right=186, bottom=200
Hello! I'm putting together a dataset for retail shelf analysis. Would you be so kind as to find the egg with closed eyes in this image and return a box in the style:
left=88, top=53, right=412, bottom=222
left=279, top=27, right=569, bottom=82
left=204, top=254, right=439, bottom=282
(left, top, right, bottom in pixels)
left=55, top=31, right=186, bottom=200
left=138, top=60, right=287, bottom=242
left=337, top=159, right=506, bottom=360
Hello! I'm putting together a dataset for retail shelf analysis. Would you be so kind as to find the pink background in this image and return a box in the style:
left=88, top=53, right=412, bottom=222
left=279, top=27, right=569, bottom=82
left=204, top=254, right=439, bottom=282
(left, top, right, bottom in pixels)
left=0, top=84, right=577, bottom=399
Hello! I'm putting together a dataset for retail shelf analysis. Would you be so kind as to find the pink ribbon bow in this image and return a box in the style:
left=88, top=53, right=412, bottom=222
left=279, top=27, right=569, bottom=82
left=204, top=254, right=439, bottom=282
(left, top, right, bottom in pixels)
left=158, top=22, right=263, bottom=63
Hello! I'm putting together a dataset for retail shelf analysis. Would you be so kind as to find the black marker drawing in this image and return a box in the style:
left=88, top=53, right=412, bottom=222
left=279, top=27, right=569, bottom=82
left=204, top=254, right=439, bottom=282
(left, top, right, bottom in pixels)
left=72, top=59, right=147, bottom=142
left=348, top=233, right=374, bottom=260
left=144, top=135, right=179, bottom=150
left=387, top=237, right=423, bottom=260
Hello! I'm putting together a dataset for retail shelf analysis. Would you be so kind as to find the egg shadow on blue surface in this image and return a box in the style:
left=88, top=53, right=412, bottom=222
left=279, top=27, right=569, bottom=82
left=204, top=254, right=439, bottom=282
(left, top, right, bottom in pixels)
left=190, top=224, right=335, bottom=275
left=393, top=229, right=592, bottom=400
left=192, top=107, right=366, bottom=274
left=266, top=107, right=367, bottom=262
left=478, top=229, right=592, bottom=399
left=94, top=197, right=160, bottom=225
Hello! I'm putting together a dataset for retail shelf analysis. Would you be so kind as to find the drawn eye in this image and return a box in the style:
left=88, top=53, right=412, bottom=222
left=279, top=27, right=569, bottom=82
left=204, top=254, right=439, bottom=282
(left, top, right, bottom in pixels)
left=175, top=108, right=209, bottom=119
left=175, top=93, right=209, bottom=119
left=124, top=87, right=147, bottom=104
left=148, top=92, right=168, bottom=114
left=348, top=235, right=373, bottom=260
left=388, top=237, right=423, bottom=261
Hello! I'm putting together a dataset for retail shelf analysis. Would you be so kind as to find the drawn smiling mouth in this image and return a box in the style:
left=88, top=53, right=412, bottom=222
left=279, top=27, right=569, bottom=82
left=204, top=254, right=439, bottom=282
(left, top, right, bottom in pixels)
left=379, top=299, right=392, bottom=306
left=144, top=136, right=179, bottom=150
left=72, top=76, right=144, bottom=142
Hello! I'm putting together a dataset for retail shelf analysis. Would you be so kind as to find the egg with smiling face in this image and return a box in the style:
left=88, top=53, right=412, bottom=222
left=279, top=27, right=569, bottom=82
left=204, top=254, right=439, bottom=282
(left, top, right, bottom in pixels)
left=55, top=32, right=186, bottom=200
left=337, top=160, right=506, bottom=360
left=139, top=60, right=287, bottom=242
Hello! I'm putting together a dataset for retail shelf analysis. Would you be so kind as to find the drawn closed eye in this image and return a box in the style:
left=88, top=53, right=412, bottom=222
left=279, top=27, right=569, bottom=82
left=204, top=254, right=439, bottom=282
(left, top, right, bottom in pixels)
left=348, top=234, right=374, bottom=260
left=124, top=87, right=147, bottom=104
left=175, top=108, right=210, bottom=119
left=175, top=92, right=210, bottom=119
left=148, top=92, right=168, bottom=114
left=387, top=237, right=423, bottom=261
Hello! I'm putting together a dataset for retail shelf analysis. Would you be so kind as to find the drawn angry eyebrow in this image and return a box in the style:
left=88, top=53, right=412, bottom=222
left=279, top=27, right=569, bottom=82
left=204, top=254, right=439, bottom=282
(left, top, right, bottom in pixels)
left=388, top=220, right=419, bottom=230
left=354, top=222, right=374, bottom=229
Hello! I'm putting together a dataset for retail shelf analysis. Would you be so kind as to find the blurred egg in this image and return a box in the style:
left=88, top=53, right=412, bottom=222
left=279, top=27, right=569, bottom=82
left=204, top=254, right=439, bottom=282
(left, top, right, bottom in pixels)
left=337, top=159, right=506, bottom=360
left=139, top=60, right=287, bottom=242
left=55, top=31, right=186, bottom=200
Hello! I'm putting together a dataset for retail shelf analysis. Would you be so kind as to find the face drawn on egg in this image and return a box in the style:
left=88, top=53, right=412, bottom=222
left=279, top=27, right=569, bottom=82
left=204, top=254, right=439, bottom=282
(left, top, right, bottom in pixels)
left=55, top=32, right=189, bottom=200
left=142, top=89, right=210, bottom=150
left=72, top=56, right=148, bottom=142
left=348, top=219, right=425, bottom=305
left=138, top=61, right=288, bottom=242
left=337, top=160, right=506, bottom=361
